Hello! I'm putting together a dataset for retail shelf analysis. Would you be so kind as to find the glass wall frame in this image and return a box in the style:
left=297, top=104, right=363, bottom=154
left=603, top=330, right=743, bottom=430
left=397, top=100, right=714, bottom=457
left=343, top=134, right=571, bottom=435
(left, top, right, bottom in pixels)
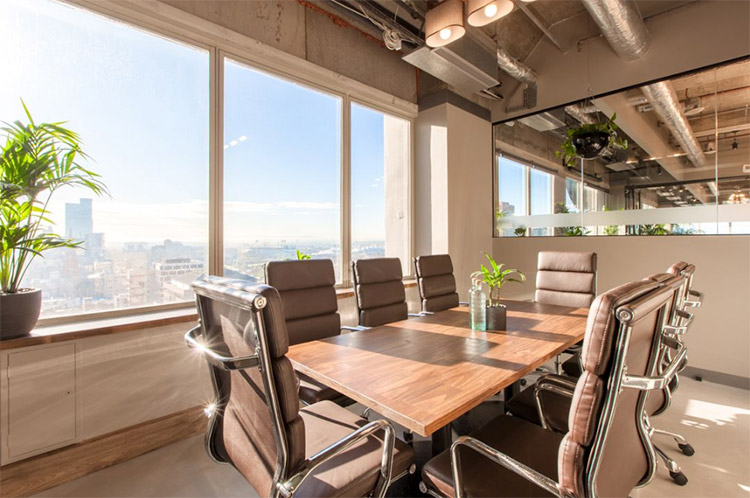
left=4, top=0, right=417, bottom=324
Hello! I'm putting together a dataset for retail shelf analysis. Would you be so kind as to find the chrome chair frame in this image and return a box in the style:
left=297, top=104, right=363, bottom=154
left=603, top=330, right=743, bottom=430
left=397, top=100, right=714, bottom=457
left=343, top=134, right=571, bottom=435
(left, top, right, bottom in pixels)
left=448, top=291, right=685, bottom=498
left=187, top=278, right=398, bottom=498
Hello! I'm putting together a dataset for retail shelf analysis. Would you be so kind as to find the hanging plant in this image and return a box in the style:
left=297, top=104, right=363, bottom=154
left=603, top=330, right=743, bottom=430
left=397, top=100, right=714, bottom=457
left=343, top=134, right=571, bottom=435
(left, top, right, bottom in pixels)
left=556, top=113, right=628, bottom=168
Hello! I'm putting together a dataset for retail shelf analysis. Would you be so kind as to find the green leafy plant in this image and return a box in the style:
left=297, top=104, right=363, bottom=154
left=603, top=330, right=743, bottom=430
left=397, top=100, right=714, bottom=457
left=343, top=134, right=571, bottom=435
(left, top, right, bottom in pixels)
left=556, top=113, right=628, bottom=168
left=479, top=252, right=525, bottom=306
left=554, top=202, right=589, bottom=237
left=513, top=226, right=527, bottom=237
left=638, top=224, right=670, bottom=236
left=1, top=103, right=107, bottom=294
left=296, top=249, right=311, bottom=260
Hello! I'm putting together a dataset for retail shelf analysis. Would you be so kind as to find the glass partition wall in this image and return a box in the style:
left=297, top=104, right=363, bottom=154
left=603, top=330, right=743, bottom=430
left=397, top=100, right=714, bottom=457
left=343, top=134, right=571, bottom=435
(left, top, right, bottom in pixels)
left=494, top=58, right=750, bottom=238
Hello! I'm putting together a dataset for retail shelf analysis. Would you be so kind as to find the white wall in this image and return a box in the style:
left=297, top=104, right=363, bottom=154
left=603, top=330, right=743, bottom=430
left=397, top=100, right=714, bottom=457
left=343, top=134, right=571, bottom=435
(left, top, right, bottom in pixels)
left=415, top=103, right=493, bottom=300
left=492, top=235, right=750, bottom=380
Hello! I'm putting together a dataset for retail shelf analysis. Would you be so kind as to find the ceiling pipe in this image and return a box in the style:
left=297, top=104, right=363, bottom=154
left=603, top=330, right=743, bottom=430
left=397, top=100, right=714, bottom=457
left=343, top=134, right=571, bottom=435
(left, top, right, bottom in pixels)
left=497, top=46, right=538, bottom=109
left=641, top=82, right=708, bottom=168
left=579, top=0, right=651, bottom=61
left=565, top=104, right=597, bottom=124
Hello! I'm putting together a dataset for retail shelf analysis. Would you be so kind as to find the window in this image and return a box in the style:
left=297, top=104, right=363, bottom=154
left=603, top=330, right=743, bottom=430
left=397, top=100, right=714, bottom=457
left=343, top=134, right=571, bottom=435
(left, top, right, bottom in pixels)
left=350, top=103, right=411, bottom=274
left=564, top=178, right=581, bottom=213
left=1, top=0, right=209, bottom=318
left=1, top=0, right=415, bottom=322
left=222, top=59, right=342, bottom=282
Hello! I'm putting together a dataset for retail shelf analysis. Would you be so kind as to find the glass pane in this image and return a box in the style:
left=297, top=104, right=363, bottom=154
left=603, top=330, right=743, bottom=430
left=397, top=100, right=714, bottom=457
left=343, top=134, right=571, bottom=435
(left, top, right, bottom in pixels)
left=493, top=57, right=750, bottom=237
left=497, top=157, right=527, bottom=236
left=529, top=169, right=552, bottom=236
left=223, top=59, right=342, bottom=282
left=0, top=0, right=209, bottom=318
left=351, top=103, right=411, bottom=275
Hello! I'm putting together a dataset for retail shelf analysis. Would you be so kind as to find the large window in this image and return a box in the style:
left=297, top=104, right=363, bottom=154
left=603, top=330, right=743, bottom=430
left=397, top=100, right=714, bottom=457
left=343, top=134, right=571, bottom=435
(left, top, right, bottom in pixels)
left=351, top=103, right=411, bottom=274
left=1, top=0, right=415, bottom=321
left=223, top=59, right=342, bottom=282
left=1, top=0, right=209, bottom=318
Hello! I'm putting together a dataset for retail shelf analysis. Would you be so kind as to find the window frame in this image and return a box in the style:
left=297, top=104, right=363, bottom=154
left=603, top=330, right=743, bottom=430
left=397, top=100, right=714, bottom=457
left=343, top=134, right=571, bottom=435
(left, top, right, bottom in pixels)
left=29, top=0, right=416, bottom=325
left=494, top=154, right=554, bottom=236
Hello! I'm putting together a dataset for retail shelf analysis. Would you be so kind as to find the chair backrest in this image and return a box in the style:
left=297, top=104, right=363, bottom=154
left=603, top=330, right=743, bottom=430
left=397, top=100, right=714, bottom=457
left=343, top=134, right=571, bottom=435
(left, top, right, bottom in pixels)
left=666, top=261, right=697, bottom=310
left=535, top=251, right=598, bottom=308
left=414, top=254, right=460, bottom=312
left=265, top=259, right=341, bottom=346
left=352, top=258, right=408, bottom=327
left=558, top=279, right=673, bottom=497
left=191, top=277, right=304, bottom=497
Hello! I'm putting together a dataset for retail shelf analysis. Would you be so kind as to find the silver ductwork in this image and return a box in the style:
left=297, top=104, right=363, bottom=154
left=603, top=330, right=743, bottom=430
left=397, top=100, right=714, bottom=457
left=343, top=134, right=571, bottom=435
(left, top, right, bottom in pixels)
left=641, top=82, right=707, bottom=168
left=496, top=46, right=537, bottom=85
left=580, top=0, right=651, bottom=61
left=564, top=104, right=596, bottom=125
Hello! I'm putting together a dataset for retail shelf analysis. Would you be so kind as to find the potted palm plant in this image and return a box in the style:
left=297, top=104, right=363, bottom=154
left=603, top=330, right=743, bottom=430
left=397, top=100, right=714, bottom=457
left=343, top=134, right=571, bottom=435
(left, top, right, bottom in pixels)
left=479, top=252, right=525, bottom=330
left=1, top=103, right=107, bottom=339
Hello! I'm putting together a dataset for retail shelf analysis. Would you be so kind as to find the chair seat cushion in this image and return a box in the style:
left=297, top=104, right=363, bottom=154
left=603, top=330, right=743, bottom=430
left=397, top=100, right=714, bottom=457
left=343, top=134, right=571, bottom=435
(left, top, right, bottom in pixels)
left=422, top=415, right=561, bottom=498
left=298, top=372, right=348, bottom=405
left=507, top=385, right=570, bottom=434
left=299, top=401, right=415, bottom=497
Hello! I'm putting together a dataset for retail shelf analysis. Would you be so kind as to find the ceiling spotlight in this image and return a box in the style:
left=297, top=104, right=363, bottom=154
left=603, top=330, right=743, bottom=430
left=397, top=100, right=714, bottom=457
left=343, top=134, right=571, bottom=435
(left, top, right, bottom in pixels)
left=467, top=0, right=513, bottom=27
left=425, top=0, right=466, bottom=48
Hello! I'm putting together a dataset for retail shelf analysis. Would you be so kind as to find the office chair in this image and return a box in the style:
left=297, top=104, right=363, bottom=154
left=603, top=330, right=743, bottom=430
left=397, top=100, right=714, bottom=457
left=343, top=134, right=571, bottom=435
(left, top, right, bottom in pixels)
left=420, top=279, right=681, bottom=498
left=414, top=254, right=460, bottom=313
left=352, top=257, right=409, bottom=327
left=265, top=259, right=350, bottom=405
left=186, top=276, right=415, bottom=497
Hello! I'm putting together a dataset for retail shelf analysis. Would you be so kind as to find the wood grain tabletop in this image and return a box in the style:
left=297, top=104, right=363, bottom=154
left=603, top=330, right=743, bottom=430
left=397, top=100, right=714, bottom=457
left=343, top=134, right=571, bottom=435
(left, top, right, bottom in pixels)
left=287, top=300, right=588, bottom=436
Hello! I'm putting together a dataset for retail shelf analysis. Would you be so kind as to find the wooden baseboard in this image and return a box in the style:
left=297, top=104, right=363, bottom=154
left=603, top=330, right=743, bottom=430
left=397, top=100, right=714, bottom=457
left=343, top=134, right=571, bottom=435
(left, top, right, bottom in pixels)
left=0, top=406, right=207, bottom=497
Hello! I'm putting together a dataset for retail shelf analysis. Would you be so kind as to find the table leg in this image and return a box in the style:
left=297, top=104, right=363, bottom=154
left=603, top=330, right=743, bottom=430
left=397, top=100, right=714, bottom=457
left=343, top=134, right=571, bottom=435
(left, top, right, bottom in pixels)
left=503, top=381, right=521, bottom=413
left=431, top=424, right=452, bottom=456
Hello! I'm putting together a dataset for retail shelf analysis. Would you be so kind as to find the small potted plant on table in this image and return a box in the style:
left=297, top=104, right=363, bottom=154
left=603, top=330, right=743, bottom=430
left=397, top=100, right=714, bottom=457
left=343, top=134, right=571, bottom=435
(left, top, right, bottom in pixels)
left=1, top=103, right=107, bottom=339
left=479, top=252, right=525, bottom=330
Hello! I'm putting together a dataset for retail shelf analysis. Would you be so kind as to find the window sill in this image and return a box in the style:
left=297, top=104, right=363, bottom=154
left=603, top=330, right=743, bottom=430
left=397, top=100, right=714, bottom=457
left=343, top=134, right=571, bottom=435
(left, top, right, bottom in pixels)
left=0, top=280, right=419, bottom=351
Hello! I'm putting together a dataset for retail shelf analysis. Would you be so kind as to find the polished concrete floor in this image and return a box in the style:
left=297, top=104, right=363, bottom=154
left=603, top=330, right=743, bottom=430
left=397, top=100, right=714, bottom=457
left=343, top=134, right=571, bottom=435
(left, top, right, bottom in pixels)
left=35, top=377, right=750, bottom=497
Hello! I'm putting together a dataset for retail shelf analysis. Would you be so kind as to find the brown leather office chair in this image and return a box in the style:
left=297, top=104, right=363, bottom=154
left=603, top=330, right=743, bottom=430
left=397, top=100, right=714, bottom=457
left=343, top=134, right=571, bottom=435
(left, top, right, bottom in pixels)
left=186, top=276, right=415, bottom=498
left=421, top=279, right=682, bottom=498
left=535, top=251, right=597, bottom=308
left=508, top=269, right=700, bottom=486
left=265, top=259, right=349, bottom=405
left=352, top=258, right=409, bottom=327
left=535, top=251, right=597, bottom=377
left=415, top=254, right=460, bottom=312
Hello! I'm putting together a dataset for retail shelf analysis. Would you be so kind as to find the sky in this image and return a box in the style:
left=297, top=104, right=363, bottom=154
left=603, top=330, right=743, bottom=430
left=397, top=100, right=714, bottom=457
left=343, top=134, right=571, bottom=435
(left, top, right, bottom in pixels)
left=0, top=0, right=392, bottom=246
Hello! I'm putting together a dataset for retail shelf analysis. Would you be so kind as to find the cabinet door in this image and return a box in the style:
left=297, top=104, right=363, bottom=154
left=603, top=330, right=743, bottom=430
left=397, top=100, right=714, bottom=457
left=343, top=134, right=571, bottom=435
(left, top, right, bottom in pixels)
left=7, top=344, right=77, bottom=459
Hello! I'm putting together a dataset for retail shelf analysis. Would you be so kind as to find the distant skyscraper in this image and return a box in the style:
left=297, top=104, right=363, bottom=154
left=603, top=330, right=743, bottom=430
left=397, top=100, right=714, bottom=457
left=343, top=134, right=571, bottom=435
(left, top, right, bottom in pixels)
left=65, top=198, right=93, bottom=239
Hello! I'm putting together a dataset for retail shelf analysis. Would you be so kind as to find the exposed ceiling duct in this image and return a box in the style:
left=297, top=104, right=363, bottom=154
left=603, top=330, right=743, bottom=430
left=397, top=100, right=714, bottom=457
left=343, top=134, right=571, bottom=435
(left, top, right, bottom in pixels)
left=580, top=0, right=651, bottom=61
left=564, top=104, right=596, bottom=125
left=496, top=46, right=537, bottom=107
left=641, top=82, right=708, bottom=168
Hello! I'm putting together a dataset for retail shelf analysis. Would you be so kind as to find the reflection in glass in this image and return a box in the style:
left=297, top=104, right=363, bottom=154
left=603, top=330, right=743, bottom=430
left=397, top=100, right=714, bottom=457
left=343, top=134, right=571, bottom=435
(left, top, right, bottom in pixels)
left=493, top=57, right=750, bottom=237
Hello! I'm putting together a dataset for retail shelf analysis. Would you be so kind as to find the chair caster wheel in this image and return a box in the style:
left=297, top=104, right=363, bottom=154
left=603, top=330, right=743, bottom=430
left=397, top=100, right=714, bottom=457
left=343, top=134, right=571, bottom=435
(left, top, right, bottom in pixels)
left=670, top=471, right=688, bottom=486
left=679, top=443, right=695, bottom=456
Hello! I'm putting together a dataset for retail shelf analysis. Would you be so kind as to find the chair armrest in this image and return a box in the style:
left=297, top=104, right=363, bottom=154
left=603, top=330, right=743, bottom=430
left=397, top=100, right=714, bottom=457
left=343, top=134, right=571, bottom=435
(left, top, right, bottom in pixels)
left=449, top=436, right=562, bottom=498
left=621, top=337, right=687, bottom=391
left=533, top=375, right=576, bottom=432
left=278, top=419, right=396, bottom=498
left=684, top=289, right=703, bottom=308
left=185, top=325, right=259, bottom=370
left=341, top=325, right=368, bottom=332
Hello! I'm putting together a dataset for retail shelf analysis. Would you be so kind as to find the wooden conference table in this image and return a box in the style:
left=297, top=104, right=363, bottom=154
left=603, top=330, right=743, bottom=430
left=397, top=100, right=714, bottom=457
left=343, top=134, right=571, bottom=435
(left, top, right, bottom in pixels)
left=287, top=300, right=588, bottom=453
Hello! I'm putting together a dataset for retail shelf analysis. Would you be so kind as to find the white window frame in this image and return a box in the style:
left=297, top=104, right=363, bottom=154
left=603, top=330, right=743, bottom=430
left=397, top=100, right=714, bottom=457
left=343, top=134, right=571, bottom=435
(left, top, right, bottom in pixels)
left=32, top=0, right=416, bottom=325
